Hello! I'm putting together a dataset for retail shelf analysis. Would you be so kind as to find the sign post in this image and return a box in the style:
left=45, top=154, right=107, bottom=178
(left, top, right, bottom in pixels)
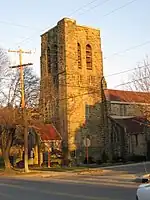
left=48, top=148, right=51, bottom=168
left=83, top=137, right=91, bottom=164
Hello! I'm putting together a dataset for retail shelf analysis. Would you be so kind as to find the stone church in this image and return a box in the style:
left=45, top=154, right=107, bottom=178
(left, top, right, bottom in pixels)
left=40, top=18, right=106, bottom=160
left=40, top=17, right=150, bottom=162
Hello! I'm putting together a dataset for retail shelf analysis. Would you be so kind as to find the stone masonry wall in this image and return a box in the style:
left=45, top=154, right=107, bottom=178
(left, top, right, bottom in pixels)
left=109, top=102, right=143, bottom=116
left=63, top=18, right=104, bottom=155
left=40, top=32, right=50, bottom=122
left=40, top=18, right=105, bottom=160
left=129, top=134, right=147, bottom=156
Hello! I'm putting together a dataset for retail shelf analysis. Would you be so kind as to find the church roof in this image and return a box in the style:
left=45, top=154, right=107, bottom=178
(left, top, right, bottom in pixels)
left=104, top=89, right=150, bottom=104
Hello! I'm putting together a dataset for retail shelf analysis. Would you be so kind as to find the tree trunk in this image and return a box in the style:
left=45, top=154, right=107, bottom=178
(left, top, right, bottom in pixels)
left=3, top=151, right=12, bottom=172
left=1, top=130, right=14, bottom=172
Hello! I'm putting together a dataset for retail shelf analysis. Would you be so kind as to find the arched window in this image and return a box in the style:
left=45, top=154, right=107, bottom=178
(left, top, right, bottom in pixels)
left=77, top=43, right=82, bottom=68
left=86, top=44, right=92, bottom=70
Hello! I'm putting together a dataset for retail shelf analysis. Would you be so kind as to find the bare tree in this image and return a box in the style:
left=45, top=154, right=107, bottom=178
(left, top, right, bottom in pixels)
left=128, top=57, right=150, bottom=92
left=127, top=57, right=150, bottom=119
left=0, top=48, right=9, bottom=75
left=0, top=48, right=40, bottom=171
left=0, top=67, right=40, bottom=108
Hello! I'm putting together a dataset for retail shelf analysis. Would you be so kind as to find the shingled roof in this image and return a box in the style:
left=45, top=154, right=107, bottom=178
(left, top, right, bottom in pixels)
left=104, top=89, right=150, bottom=103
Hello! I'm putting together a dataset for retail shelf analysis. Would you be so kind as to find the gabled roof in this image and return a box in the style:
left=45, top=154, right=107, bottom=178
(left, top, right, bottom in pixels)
left=104, top=89, right=150, bottom=103
left=31, top=123, right=62, bottom=141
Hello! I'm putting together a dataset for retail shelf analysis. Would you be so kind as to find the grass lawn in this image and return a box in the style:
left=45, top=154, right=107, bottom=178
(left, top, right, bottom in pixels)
left=0, top=167, right=4, bottom=172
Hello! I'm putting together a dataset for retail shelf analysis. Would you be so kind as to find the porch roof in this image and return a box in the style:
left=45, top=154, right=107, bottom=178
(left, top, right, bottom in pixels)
left=109, top=116, right=150, bottom=134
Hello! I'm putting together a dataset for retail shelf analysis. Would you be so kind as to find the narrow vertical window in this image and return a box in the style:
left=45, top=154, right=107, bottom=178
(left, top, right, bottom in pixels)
left=88, top=75, right=92, bottom=85
left=135, top=135, right=138, bottom=146
left=53, top=44, right=58, bottom=71
left=78, top=74, right=82, bottom=86
left=86, top=44, right=92, bottom=70
left=47, top=46, right=51, bottom=73
left=51, top=44, right=58, bottom=85
left=85, top=104, right=90, bottom=119
left=77, top=43, right=82, bottom=68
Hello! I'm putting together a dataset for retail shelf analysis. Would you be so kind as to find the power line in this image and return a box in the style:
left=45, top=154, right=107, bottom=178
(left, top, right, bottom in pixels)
left=104, top=40, right=150, bottom=60
left=33, top=44, right=150, bottom=78
left=114, top=76, right=149, bottom=88
left=0, top=1, right=103, bottom=37
left=1, top=0, right=101, bottom=45
left=0, top=20, right=40, bottom=30
left=15, top=0, right=138, bottom=47
left=35, top=41, right=150, bottom=79
left=15, top=1, right=105, bottom=45
left=68, top=0, right=100, bottom=16
left=0, top=48, right=149, bottom=82
left=40, top=53, right=150, bottom=79
left=105, top=64, right=150, bottom=78
left=0, top=0, right=142, bottom=64
left=102, top=0, right=138, bottom=18
left=75, top=0, right=111, bottom=16
left=15, top=26, right=51, bottom=46
left=77, top=0, right=137, bottom=17
left=1, top=67, right=149, bottom=99
left=40, top=63, right=150, bottom=91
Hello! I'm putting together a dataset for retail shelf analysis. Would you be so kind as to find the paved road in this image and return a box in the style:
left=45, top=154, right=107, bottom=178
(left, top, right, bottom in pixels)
left=103, top=162, right=150, bottom=175
left=0, top=177, right=136, bottom=200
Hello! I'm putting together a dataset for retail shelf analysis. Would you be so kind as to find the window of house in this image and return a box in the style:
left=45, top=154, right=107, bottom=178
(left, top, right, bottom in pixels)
left=86, top=44, right=92, bottom=70
left=77, top=43, right=82, bottom=68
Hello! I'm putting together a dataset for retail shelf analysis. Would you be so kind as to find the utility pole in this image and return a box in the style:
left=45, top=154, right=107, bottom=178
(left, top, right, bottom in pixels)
left=8, top=48, right=33, bottom=172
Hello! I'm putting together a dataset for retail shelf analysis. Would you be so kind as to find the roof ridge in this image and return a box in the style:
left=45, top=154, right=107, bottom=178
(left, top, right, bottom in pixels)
left=104, top=89, right=150, bottom=103
left=105, top=89, right=150, bottom=94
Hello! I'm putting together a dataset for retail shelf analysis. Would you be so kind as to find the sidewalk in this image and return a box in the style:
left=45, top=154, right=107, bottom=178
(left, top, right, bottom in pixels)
left=0, top=168, right=136, bottom=180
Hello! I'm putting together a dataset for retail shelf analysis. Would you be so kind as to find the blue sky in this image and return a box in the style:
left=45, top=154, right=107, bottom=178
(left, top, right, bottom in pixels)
left=0, top=0, right=150, bottom=88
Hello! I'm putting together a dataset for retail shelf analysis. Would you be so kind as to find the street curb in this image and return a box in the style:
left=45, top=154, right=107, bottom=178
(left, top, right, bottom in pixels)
left=102, top=161, right=150, bottom=169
